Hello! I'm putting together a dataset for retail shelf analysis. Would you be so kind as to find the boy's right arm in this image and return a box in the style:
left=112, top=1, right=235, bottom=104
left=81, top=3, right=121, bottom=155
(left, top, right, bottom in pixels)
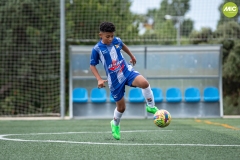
left=90, top=65, right=107, bottom=88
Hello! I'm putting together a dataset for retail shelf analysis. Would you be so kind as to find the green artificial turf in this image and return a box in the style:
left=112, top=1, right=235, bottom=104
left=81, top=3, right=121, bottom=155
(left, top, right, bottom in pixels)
left=0, top=119, right=239, bottom=160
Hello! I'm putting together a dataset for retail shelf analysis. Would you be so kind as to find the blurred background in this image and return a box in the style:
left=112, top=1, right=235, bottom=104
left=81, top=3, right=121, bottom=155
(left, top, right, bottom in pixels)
left=0, top=0, right=239, bottom=117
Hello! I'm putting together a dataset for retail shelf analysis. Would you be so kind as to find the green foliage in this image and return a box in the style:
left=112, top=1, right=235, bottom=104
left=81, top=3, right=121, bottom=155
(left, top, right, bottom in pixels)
left=1, top=0, right=240, bottom=115
left=0, top=0, right=60, bottom=51
left=0, top=0, right=60, bottom=115
left=154, top=0, right=190, bottom=18
left=181, top=18, right=194, bottom=37
left=188, top=20, right=240, bottom=114
left=66, top=0, right=139, bottom=42
left=189, top=27, right=213, bottom=44
left=223, top=43, right=240, bottom=93
left=224, top=96, right=240, bottom=115
left=214, top=21, right=240, bottom=40
left=143, top=0, right=193, bottom=44
left=222, top=39, right=234, bottom=63
left=141, top=20, right=177, bottom=45
left=215, top=22, right=240, bottom=109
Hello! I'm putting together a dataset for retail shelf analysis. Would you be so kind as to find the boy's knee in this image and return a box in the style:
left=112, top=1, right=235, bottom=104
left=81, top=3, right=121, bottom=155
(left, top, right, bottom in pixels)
left=117, top=105, right=125, bottom=113
left=116, top=98, right=126, bottom=113
left=141, top=80, right=149, bottom=89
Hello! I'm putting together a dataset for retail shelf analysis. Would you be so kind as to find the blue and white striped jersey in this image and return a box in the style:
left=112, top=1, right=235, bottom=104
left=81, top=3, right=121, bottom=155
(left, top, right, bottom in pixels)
left=90, top=37, right=134, bottom=91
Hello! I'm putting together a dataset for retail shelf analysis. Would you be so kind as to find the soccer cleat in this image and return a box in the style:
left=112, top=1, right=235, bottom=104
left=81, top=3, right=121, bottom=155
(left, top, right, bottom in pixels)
left=146, top=105, right=159, bottom=114
left=110, top=120, right=120, bottom=140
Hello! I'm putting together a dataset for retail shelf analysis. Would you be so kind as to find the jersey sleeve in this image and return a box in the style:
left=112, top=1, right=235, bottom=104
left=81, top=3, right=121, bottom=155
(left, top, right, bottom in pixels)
left=90, top=48, right=100, bottom=66
left=115, top=37, right=124, bottom=50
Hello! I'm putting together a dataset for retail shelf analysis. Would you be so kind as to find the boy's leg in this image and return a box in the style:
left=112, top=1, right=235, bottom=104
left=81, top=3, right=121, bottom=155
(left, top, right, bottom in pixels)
left=113, top=98, right=125, bottom=125
left=110, top=89, right=125, bottom=140
left=131, top=75, right=159, bottom=114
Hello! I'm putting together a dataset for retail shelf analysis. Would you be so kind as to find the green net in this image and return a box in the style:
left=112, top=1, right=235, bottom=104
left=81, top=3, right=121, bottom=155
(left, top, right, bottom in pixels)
left=0, top=0, right=60, bottom=116
left=0, top=0, right=239, bottom=116
left=66, top=0, right=240, bottom=44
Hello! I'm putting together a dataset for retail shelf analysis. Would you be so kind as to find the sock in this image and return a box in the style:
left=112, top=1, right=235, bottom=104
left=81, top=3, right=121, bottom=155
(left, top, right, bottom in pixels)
left=113, top=108, right=123, bottom=126
left=142, top=84, right=155, bottom=107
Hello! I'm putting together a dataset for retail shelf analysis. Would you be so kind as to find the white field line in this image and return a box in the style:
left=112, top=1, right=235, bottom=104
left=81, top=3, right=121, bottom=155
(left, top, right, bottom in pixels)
left=0, top=130, right=172, bottom=136
left=0, top=115, right=239, bottom=120
left=223, top=115, right=240, bottom=118
left=0, top=130, right=240, bottom=147
left=0, top=117, right=70, bottom=120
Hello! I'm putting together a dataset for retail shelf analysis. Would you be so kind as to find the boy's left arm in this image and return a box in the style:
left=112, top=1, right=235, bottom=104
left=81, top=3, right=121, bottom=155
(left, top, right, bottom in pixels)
left=122, top=44, right=137, bottom=66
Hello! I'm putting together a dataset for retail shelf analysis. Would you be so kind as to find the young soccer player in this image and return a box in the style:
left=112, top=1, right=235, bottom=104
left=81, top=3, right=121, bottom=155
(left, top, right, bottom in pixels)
left=90, top=22, right=159, bottom=140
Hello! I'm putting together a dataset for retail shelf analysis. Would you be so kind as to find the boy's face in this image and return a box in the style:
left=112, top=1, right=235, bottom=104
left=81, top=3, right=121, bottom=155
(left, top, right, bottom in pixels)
left=99, top=32, right=114, bottom=45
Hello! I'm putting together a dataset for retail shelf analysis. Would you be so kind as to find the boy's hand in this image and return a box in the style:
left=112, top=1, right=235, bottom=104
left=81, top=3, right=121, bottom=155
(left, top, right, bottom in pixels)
left=130, top=56, right=136, bottom=66
left=98, top=79, right=107, bottom=88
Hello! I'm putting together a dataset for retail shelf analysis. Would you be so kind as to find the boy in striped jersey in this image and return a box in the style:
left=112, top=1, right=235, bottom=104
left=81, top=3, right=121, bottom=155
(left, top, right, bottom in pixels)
left=90, top=22, right=159, bottom=140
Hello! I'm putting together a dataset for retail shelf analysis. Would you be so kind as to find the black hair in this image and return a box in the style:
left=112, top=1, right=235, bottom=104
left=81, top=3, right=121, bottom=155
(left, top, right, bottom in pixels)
left=99, top=22, right=115, bottom=32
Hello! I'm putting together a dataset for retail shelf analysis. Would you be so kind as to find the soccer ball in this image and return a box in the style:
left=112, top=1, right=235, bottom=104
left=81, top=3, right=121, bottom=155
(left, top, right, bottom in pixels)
left=153, top=109, right=171, bottom=128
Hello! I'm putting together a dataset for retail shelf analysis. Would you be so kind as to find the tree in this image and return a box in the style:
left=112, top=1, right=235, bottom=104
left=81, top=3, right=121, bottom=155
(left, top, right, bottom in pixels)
left=142, top=0, right=193, bottom=44
left=66, top=0, right=139, bottom=43
left=215, top=21, right=240, bottom=115
left=189, top=27, right=213, bottom=44
left=181, top=18, right=194, bottom=37
left=188, top=19, right=240, bottom=114
left=0, top=0, right=60, bottom=115
left=222, top=43, right=240, bottom=114
left=214, top=21, right=240, bottom=40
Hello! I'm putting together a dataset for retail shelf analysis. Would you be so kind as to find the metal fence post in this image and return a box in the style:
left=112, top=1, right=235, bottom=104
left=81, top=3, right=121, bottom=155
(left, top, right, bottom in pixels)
left=60, top=0, right=65, bottom=118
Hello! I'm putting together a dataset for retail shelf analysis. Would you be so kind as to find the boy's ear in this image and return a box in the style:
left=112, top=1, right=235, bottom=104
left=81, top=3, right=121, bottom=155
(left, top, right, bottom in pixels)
left=99, top=32, right=102, bottom=38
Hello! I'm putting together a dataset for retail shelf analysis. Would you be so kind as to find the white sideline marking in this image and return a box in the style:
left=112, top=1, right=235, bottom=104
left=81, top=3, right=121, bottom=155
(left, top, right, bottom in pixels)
left=0, top=130, right=172, bottom=136
left=0, top=131, right=240, bottom=147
